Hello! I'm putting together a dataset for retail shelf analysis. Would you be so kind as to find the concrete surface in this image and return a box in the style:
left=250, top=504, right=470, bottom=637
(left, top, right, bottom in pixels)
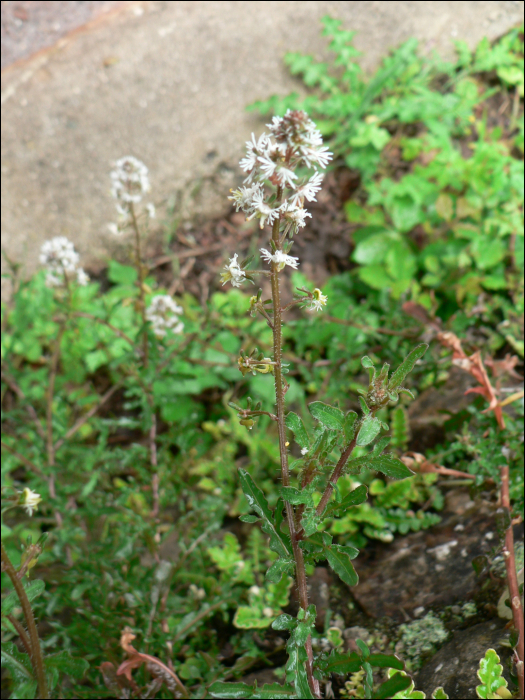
left=1, top=1, right=523, bottom=283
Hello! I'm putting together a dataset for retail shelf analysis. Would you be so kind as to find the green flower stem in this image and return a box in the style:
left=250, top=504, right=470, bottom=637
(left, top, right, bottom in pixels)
left=500, top=464, right=524, bottom=699
left=1, top=542, right=48, bottom=699
left=269, top=207, right=320, bottom=699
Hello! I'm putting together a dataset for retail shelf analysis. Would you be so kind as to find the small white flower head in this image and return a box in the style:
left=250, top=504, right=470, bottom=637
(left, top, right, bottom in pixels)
left=281, top=201, right=312, bottom=233
left=110, top=156, right=150, bottom=214
left=301, top=447, right=309, bottom=455
left=309, top=288, right=328, bottom=312
left=18, top=488, right=42, bottom=517
left=288, top=171, right=325, bottom=207
left=263, top=607, right=274, bottom=618
left=239, top=132, right=271, bottom=180
left=146, top=203, right=156, bottom=219
left=260, top=248, right=299, bottom=271
left=220, top=253, right=247, bottom=288
left=267, top=110, right=332, bottom=166
left=228, top=183, right=264, bottom=215
left=249, top=585, right=261, bottom=596
left=245, top=187, right=281, bottom=229
left=146, top=295, right=184, bottom=338
left=39, top=236, right=88, bottom=288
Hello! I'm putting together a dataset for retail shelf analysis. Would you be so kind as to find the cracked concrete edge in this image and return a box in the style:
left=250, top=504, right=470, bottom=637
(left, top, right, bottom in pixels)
left=1, top=1, right=523, bottom=292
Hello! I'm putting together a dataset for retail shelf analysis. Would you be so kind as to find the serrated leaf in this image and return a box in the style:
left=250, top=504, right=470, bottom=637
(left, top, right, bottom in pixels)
left=375, top=673, right=413, bottom=698
left=308, top=401, right=344, bottom=430
left=44, top=650, right=89, bottom=679
left=209, top=681, right=297, bottom=698
left=234, top=607, right=274, bottom=629
left=266, top=557, right=295, bottom=583
left=476, top=648, right=509, bottom=699
left=369, top=653, right=404, bottom=670
left=388, top=344, right=428, bottom=391
left=238, top=469, right=291, bottom=560
left=1, top=643, right=33, bottom=682
left=357, top=415, right=382, bottom=446
left=2, top=579, right=45, bottom=617
left=272, top=613, right=296, bottom=631
left=326, top=485, right=368, bottom=517
left=279, top=486, right=313, bottom=507
left=323, top=650, right=362, bottom=674
left=240, top=514, right=260, bottom=523
left=285, top=412, right=309, bottom=449
left=368, top=454, right=415, bottom=480
left=325, top=545, right=359, bottom=586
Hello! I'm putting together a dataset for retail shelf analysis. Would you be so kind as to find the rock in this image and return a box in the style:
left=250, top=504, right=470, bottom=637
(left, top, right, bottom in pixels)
left=415, top=620, right=512, bottom=699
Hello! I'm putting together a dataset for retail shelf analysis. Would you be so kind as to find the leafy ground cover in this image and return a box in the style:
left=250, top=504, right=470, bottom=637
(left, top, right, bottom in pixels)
left=1, top=18, right=523, bottom=699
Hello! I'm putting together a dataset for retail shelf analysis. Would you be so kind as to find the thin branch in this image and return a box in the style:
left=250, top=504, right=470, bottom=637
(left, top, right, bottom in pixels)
left=0, top=441, right=46, bottom=479
left=500, top=465, right=524, bottom=699
left=53, top=381, right=124, bottom=452
left=1, top=542, right=48, bottom=699
left=71, top=312, right=135, bottom=347
left=46, top=325, right=65, bottom=499
left=1, top=371, right=46, bottom=440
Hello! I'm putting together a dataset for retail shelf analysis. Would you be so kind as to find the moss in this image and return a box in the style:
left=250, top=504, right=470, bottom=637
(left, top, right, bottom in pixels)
left=397, top=612, right=449, bottom=668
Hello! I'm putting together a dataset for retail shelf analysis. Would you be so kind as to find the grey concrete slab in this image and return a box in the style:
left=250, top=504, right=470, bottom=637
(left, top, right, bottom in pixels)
left=1, top=1, right=523, bottom=284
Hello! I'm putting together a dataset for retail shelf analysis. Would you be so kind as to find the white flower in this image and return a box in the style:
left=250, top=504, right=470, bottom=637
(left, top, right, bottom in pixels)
left=308, top=288, right=328, bottom=312
left=146, top=295, right=184, bottom=338
left=221, top=253, right=247, bottom=287
left=288, top=171, right=325, bottom=207
left=240, top=132, right=271, bottom=178
left=249, top=585, right=261, bottom=596
left=228, top=183, right=264, bottom=214
left=40, top=237, right=87, bottom=288
left=246, top=188, right=281, bottom=229
left=301, top=447, right=309, bottom=455
left=260, top=248, right=299, bottom=271
left=76, top=268, right=90, bottom=286
left=110, top=156, right=150, bottom=213
left=263, top=607, right=274, bottom=618
left=281, top=202, right=312, bottom=231
left=146, top=203, right=156, bottom=219
left=19, top=488, right=41, bottom=517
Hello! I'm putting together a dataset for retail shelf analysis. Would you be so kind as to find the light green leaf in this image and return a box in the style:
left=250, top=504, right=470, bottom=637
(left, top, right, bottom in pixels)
left=367, top=454, right=415, bottom=480
left=308, top=401, right=344, bottom=430
left=2, top=579, right=45, bottom=617
left=376, top=673, right=413, bottom=698
left=285, top=412, right=309, bottom=449
left=266, top=557, right=295, bottom=584
left=388, top=344, right=428, bottom=391
left=476, top=649, right=510, bottom=699
left=432, top=688, right=450, bottom=699
left=357, top=415, right=382, bottom=446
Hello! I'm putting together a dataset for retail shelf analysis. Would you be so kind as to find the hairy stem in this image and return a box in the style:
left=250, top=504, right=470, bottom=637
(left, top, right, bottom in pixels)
left=500, top=465, right=524, bottom=698
left=1, top=542, right=48, bottom=699
left=130, top=202, right=149, bottom=367
left=270, top=213, right=320, bottom=698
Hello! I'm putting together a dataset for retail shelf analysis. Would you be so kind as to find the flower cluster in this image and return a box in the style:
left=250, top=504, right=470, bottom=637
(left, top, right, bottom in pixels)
left=226, top=110, right=330, bottom=310
left=229, top=110, right=332, bottom=234
left=145, top=295, right=184, bottom=338
left=40, top=236, right=89, bottom=288
left=110, top=156, right=150, bottom=214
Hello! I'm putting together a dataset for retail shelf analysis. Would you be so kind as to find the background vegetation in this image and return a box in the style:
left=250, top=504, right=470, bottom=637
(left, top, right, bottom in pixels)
left=2, top=18, right=523, bottom=699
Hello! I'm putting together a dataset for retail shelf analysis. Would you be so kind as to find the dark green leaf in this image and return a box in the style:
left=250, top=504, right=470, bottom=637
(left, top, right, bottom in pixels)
left=367, top=454, right=414, bottom=480
left=2, top=579, right=45, bottom=616
left=44, top=650, right=89, bottom=679
left=209, top=681, right=297, bottom=698
left=388, top=344, right=428, bottom=391
left=295, top=663, right=314, bottom=699
left=356, top=639, right=370, bottom=658
left=369, top=653, right=404, bottom=670
left=343, top=411, right=358, bottom=445
left=279, top=486, right=313, bottom=507
left=325, top=545, right=359, bottom=586
left=240, top=514, right=259, bottom=523
left=266, top=557, right=295, bottom=583
left=326, top=484, right=368, bottom=517
left=238, top=469, right=291, bottom=559
left=374, top=673, right=412, bottom=698
left=323, top=650, right=362, bottom=674
left=285, top=412, right=309, bottom=449
left=308, top=401, right=344, bottom=430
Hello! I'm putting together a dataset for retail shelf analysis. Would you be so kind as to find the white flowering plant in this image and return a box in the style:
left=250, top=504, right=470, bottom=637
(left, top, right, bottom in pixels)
left=210, top=111, right=428, bottom=699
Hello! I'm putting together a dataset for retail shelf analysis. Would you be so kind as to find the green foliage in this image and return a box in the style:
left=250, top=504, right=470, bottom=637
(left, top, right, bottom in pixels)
left=251, top=18, right=524, bottom=312
left=476, top=648, right=512, bottom=699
